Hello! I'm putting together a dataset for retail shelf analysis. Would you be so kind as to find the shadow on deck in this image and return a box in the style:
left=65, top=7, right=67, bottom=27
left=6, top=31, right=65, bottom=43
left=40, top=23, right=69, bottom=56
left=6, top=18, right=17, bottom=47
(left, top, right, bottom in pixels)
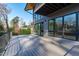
left=3, top=35, right=48, bottom=56
left=2, top=35, right=79, bottom=56
left=15, top=36, right=48, bottom=56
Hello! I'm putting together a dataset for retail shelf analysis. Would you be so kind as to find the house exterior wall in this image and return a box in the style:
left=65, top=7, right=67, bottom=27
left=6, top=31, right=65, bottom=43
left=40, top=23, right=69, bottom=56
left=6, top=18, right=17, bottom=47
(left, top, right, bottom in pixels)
left=34, top=3, right=79, bottom=40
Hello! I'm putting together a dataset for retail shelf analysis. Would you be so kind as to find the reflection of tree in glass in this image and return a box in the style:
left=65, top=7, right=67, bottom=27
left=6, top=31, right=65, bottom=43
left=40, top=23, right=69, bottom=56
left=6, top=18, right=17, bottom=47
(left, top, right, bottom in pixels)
left=64, top=14, right=76, bottom=32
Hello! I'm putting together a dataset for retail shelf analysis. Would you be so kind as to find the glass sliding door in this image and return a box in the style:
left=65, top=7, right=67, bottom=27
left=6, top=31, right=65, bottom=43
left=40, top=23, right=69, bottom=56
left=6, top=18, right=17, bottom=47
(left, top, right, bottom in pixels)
left=40, top=22, right=44, bottom=36
left=55, top=17, right=63, bottom=37
left=48, top=19, right=54, bottom=36
left=64, top=13, right=76, bottom=40
left=35, top=23, right=40, bottom=35
left=35, top=22, right=44, bottom=36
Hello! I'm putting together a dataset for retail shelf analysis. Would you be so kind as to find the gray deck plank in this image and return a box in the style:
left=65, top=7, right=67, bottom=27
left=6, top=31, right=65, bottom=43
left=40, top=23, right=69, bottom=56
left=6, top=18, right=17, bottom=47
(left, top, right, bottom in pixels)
left=3, top=35, right=79, bottom=56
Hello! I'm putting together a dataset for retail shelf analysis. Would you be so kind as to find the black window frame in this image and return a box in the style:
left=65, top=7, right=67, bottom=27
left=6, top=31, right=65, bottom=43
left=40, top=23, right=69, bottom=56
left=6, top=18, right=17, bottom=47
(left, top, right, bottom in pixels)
left=55, top=17, right=63, bottom=37
left=48, top=19, right=55, bottom=36
left=48, top=12, right=79, bottom=41
left=63, top=13, right=77, bottom=40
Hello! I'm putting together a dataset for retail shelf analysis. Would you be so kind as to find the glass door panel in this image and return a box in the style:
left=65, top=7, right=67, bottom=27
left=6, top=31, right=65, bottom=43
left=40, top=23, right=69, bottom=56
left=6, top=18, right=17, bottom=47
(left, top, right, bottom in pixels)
left=64, top=13, right=76, bottom=40
left=40, top=22, right=44, bottom=36
left=48, top=19, right=54, bottom=36
left=55, top=17, right=63, bottom=37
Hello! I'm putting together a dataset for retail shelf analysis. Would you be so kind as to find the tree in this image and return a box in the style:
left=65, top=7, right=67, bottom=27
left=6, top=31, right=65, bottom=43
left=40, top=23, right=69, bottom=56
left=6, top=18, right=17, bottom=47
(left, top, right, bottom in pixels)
left=11, top=16, right=20, bottom=35
left=0, top=3, right=11, bottom=39
left=0, top=3, right=11, bottom=32
left=0, top=19, right=4, bottom=31
left=22, top=22, right=27, bottom=27
left=11, top=16, right=19, bottom=25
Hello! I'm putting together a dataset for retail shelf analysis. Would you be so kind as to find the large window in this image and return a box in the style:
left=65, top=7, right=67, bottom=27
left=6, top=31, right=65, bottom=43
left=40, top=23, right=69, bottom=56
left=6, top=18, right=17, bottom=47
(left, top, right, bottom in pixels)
left=64, top=13, right=76, bottom=40
left=48, top=13, right=79, bottom=40
left=55, top=17, right=63, bottom=37
left=34, top=14, right=44, bottom=21
left=48, top=19, right=54, bottom=36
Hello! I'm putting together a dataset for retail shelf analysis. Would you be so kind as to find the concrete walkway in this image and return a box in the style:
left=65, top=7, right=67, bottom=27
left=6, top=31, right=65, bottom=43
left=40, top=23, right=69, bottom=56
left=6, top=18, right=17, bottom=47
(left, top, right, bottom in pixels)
left=2, top=34, right=79, bottom=56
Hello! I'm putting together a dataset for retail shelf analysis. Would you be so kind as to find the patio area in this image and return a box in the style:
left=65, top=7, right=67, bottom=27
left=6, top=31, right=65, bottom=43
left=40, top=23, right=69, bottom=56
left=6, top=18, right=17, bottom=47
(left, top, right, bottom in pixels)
left=1, top=34, right=79, bottom=56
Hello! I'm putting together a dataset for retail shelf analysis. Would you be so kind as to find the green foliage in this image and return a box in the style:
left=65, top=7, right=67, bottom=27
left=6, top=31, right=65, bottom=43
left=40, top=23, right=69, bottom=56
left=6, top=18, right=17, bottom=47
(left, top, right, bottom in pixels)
left=11, top=16, right=19, bottom=23
left=20, top=28, right=31, bottom=35
left=0, top=20, right=4, bottom=31
left=0, top=31, right=5, bottom=36
left=35, top=24, right=40, bottom=35
left=12, top=32, right=19, bottom=35
left=22, top=22, right=27, bottom=27
left=10, top=16, right=20, bottom=35
left=0, top=25, right=4, bottom=31
left=11, top=16, right=20, bottom=28
left=9, top=27, right=13, bottom=32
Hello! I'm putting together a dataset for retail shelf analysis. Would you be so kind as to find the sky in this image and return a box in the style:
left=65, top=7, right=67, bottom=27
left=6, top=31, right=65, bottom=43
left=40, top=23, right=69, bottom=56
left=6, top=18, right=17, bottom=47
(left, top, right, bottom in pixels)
left=7, top=3, right=33, bottom=26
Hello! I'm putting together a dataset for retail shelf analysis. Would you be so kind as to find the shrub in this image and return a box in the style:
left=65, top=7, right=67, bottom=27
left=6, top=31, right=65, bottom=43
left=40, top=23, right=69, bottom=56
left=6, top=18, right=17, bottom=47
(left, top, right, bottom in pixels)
left=0, top=31, right=5, bottom=36
left=12, top=32, right=19, bottom=35
left=20, top=28, right=31, bottom=35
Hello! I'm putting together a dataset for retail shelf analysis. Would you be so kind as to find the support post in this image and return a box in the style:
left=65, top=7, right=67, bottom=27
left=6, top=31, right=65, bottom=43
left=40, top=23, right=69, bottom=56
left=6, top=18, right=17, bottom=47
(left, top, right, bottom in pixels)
left=32, top=6, right=35, bottom=34
left=76, top=13, right=78, bottom=41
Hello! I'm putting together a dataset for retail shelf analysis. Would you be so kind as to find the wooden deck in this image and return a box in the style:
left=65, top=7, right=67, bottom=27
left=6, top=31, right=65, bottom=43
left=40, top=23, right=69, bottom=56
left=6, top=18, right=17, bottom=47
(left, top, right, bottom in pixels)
left=2, top=35, right=79, bottom=56
left=2, top=35, right=47, bottom=56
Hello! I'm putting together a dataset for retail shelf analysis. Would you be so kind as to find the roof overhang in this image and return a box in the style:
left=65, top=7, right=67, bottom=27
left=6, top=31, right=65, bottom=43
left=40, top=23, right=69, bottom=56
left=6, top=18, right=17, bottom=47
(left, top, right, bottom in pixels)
left=34, top=3, right=45, bottom=13
left=24, top=3, right=35, bottom=11
left=35, top=3, right=71, bottom=16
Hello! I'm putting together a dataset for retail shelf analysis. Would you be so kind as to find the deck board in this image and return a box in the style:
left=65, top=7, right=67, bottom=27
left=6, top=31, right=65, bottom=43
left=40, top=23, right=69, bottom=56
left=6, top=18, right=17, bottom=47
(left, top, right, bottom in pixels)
left=2, top=35, right=79, bottom=56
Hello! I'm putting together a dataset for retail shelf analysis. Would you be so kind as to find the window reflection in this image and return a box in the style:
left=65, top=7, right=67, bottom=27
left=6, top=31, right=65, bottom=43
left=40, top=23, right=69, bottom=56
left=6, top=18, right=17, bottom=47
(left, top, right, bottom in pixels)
left=48, top=19, right=54, bottom=36
left=40, top=22, right=44, bottom=36
left=35, top=23, right=40, bottom=35
left=34, top=14, right=44, bottom=21
left=55, top=17, right=63, bottom=37
left=35, top=23, right=44, bottom=36
left=64, top=13, right=76, bottom=40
